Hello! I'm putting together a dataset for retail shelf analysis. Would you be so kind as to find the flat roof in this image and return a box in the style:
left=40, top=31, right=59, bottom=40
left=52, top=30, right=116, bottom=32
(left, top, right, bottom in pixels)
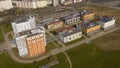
left=16, top=27, right=44, bottom=37
left=62, top=29, right=81, bottom=37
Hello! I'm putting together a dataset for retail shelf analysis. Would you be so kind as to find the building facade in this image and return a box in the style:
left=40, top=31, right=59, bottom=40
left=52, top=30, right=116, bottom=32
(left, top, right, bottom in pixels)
left=25, top=27, right=46, bottom=57
left=80, top=10, right=94, bottom=21
left=82, top=22, right=100, bottom=34
left=12, top=0, right=48, bottom=8
left=59, top=29, right=82, bottom=43
left=45, top=19, right=63, bottom=30
left=15, top=35, right=28, bottom=56
left=96, top=16, right=116, bottom=30
left=0, top=0, right=13, bottom=11
left=61, top=13, right=81, bottom=25
left=12, top=17, right=36, bottom=36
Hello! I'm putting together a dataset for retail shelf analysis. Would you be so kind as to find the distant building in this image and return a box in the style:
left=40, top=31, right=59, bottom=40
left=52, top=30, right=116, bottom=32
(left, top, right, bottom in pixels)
left=80, top=10, right=94, bottom=21
left=12, top=0, right=48, bottom=8
left=61, top=13, right=81, bottom=25
left=11, top=17, right=36, bottom=36
left=45, top=19, right=63, bottom=30
left=82, top=22, right=100, bottom=35
left=53, top=0, right=59, bottom=6
left=96, top=16, right=116, bottom=30
left=0, top=0, right=13, bottom=11
left=64, top=0, right=82, bottom=5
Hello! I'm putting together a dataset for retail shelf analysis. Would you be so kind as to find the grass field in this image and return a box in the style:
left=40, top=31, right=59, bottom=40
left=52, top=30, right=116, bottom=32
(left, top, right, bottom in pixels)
left=51, top=53, right=69, bottom=68
left=67, top=44, right=120, bottom=68
left=0, top=27, right=4, bottom=43
left=0, top=53, right=49, bottom=68
left=46, top=42, right=57, bottom=51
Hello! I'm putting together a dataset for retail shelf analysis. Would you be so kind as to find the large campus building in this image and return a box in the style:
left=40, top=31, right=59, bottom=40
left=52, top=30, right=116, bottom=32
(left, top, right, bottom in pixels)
left=12, top=17, right=46, bottom=57
left=96, top=16, right=116, bottom=30
left=0, top=0, right=13, bottom=11
left=55, top=26, right=82, bottom=43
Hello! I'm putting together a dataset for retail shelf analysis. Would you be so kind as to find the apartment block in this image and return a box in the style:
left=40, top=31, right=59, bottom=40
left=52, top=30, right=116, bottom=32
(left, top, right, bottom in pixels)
left=0, top=0, right=13, bottom=11
left=80, top=10, right=95, bottom=21
left=12, top=0, right=48, bottom=8
left=12, top=16, right=46, bottom=57
left=25, top=27, right=46, bottom=57
left=61, top=13, right=81, bottom=25
left=12, top=16, right=36, bottom=36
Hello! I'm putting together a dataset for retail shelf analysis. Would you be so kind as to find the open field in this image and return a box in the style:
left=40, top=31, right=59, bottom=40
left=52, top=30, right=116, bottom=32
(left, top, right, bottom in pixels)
left=67, top=44, right=120, bottom=68
left=0, top=27, right=4, bottom=43
left=50, top=53, right=69, bottom=68
left=0, top=53, right=49, bottom=68
left=0, top=53, right=69, bottom=68
left=93, top=29, right=120, bottom=51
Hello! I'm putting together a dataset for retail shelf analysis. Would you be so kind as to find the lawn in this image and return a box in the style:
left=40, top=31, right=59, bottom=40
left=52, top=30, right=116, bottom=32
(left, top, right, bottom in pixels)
left=50, top=53, right=69, bottom=68
left=93, top=29, right=120, bottom=51
left=0, top=53, right=49, bottom=68
left=67, top=44, right=120, bottom=68
left=46, top=42, right=57, bottom=51
left=0, top=26, right=4, bottom=43
left=0, top=52, right=69, bottom=68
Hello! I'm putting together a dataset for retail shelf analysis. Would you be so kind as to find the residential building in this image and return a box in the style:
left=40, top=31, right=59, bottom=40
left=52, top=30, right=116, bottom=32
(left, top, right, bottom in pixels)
left=0, top=0, right=13, bottom=11
left=82, top=22, right=100, bottom=35
left=59, top=27, right=82, bottom=43
left=63, top=0, right=82, bottom=5
left=53, top=0, right=59, bottom=6
left=45, top=19, right=63, bottom=30
left=12, top=16, right=46, bottom=57
left=15, top=34, right=28, bottom=56
left=12, top=0, right=48, bottom=8
left=12, top=16, right=36, bottom=36
left=80, top=10, right=94, bottom=21
left=61, top=13, right=81, bottom=25
left=25, top=27, right=46, bottom=57
left=96, top=16, right=116, bottom=30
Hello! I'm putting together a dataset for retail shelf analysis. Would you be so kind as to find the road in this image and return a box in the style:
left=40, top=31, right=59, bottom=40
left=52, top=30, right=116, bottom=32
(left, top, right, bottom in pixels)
left=4, top=24, right=120, bottom=64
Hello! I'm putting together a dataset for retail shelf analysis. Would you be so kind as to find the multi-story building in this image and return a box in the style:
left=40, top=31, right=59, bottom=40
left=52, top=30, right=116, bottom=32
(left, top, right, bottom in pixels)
left=0, top=0, right=13, bottom=11
left=12, top=0, right=48, bottom=8
left=63, top=0, right=82, bottom=5
left=82, top=22, right=100, bottom=35
left=58, top=27, right=82, bottom=43
left=12, top=16, right=36, bottom=36
left=96, top=16, right=116, bottom=30
left=55, top=25, right=82, bottom=43
left=12, top=17, right=46, bottom=57
left=15, top=34, right=28, bottom=56
left=61, top=13, right=81, bottom=25
left=25, top=27, right=46, bottom=57
left=80, top=10, right=94, bottom=21
left=45, top=19, right=63, bottom=30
